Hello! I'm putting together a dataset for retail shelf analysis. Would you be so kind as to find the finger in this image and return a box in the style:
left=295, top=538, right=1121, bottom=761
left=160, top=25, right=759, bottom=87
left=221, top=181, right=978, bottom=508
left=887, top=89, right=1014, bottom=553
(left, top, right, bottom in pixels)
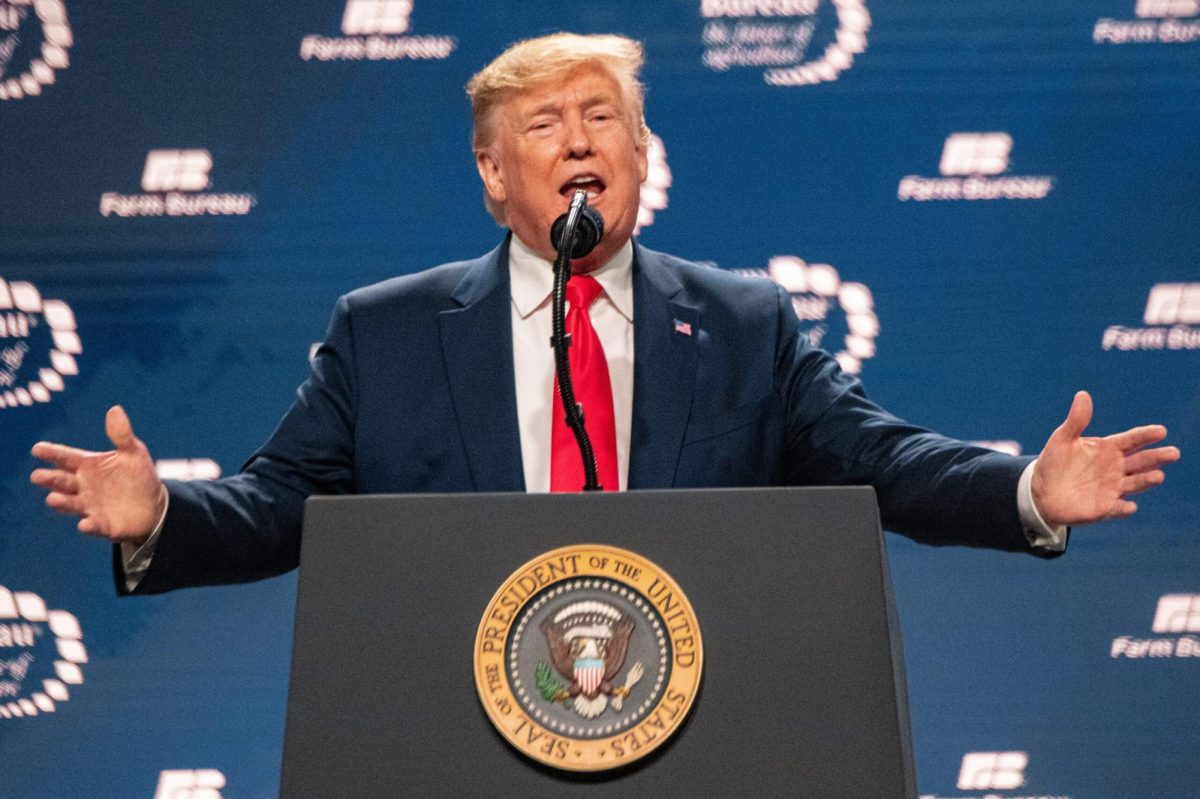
left=30, top=441, right=91, bottom=471
left=45, top=491, right=86, bottom=516
left=1058, top=391, right=1093, bottom=439
left=1105, top=424, right=1168, bottom=453
left=78, top=517, right=100, bottom=536
left=1109, top=499, right=1138, bottom=518
left=1124, top=446, right=1181, bottom=475
left=30, top=468, right=81, bottom=495
left=105, top=405, right=138, bottom=452
left=1119, top=470, right=1165, bottom=495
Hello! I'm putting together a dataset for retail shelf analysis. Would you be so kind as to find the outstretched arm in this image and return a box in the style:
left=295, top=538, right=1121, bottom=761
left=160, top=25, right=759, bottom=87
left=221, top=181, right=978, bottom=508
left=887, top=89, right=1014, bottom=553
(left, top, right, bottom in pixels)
left=1031, top=391, right=1180, bottom=528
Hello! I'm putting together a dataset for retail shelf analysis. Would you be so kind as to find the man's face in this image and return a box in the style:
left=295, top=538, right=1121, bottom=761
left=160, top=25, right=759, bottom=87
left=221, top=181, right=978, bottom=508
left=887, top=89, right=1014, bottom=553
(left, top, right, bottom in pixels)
left=475, top=64, right=648, bottom=272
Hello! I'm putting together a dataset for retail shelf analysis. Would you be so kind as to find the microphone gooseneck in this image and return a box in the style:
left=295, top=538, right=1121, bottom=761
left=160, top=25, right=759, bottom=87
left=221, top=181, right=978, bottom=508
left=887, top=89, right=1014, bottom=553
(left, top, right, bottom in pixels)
left=548, top=190, right=606, bottom=491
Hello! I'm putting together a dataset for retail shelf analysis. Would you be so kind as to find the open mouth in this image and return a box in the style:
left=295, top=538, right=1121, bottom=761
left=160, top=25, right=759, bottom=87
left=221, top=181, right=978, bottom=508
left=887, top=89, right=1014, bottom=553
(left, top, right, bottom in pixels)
left=559, top=175, right=606, bottom=201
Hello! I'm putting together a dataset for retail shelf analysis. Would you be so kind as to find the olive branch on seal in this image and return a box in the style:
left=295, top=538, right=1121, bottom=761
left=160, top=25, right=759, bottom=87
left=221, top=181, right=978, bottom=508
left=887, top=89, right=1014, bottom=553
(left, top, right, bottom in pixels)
left=535, top=661, right=569, bottom=703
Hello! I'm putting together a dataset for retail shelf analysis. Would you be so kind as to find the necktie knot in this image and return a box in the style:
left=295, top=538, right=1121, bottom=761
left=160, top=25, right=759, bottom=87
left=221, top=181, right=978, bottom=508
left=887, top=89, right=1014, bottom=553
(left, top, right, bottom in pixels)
left=566, top=275, right=604, bottom=310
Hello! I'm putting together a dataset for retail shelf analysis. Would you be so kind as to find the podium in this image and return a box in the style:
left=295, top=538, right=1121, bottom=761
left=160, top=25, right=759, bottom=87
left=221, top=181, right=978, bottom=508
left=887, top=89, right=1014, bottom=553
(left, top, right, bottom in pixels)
left=280, top=487, right=917, bottom=798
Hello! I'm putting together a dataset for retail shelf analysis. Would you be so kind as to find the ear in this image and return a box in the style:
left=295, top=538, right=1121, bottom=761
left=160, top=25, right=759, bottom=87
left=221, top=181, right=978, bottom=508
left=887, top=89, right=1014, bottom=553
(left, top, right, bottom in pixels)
left=636, top=143, right=648, bottom=184
left=475, top=149, right=507, bottom=205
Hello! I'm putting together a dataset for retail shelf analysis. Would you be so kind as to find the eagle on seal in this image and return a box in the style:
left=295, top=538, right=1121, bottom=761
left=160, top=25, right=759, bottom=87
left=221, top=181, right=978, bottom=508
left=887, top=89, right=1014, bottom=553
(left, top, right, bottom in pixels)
left=540, top=600, right=644, bottom=718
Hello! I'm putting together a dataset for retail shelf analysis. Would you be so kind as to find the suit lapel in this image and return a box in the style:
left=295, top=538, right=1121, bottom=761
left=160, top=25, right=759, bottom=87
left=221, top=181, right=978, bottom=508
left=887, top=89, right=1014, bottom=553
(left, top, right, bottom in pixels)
left=628, top=245, right=699, bottom=489
left=438, top=238, right=525, bottom=492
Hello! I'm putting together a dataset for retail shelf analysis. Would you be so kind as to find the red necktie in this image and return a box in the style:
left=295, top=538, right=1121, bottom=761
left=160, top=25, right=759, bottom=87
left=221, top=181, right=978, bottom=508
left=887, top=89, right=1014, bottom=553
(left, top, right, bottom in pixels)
left=550, top=275, right=619, bottom=492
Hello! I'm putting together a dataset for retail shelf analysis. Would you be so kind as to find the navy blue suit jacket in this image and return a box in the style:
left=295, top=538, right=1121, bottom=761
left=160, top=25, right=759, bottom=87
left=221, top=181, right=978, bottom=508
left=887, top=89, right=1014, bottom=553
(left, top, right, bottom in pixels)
left=124, top=239, right=1050, bottom=594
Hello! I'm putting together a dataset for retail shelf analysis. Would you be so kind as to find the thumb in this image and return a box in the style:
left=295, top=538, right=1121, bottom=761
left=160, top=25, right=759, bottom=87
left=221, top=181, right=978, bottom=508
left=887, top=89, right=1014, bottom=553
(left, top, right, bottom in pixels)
left=105, top=405, right=138, bottom=452
left=1058, top=390, right=1093, bottom=439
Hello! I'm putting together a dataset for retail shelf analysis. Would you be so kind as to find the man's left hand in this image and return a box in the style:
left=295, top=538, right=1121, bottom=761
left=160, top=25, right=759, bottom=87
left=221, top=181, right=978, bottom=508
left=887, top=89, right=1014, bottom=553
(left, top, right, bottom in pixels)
left=1032, top=391, right=1180, bottom=529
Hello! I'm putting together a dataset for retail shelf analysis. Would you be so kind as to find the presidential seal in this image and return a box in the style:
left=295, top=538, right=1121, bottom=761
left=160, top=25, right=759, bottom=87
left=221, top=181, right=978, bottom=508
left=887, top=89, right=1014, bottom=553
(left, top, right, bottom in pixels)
left=474, top=545, right=702, bottom=771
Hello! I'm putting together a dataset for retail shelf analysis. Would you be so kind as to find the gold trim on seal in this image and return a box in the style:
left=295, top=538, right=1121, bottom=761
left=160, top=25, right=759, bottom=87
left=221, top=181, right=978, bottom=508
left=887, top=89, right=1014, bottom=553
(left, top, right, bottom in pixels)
left=473, top=544, right=703, bottom=771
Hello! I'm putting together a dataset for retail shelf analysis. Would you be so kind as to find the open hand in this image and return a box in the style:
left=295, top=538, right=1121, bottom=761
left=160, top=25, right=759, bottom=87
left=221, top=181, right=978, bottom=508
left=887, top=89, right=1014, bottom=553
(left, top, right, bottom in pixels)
left=1032, top=391, right=1180, bottom=528
left=30, top=406, right=165, bottom=545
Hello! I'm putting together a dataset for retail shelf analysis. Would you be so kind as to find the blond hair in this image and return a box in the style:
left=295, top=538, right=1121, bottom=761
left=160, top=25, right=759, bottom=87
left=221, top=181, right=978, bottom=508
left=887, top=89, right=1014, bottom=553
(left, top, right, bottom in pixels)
left=467, top=33, right=652, bottom=223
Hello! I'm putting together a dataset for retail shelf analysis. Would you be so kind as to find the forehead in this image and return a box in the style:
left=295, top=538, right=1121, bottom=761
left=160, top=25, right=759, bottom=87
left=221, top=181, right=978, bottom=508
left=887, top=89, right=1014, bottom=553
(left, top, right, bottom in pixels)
left=502, top=64, right=625, bottom=119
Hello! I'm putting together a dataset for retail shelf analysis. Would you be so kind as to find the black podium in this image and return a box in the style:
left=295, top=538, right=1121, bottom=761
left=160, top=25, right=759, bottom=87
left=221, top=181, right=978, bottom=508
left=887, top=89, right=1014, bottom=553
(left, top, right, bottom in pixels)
left=280, top=487, right=917, bottom=798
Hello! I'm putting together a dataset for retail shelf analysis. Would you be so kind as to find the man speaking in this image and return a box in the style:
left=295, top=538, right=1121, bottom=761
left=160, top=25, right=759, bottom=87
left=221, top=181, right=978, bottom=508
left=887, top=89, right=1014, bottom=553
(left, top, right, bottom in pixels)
left=30, top=33, right=1179, bottom=593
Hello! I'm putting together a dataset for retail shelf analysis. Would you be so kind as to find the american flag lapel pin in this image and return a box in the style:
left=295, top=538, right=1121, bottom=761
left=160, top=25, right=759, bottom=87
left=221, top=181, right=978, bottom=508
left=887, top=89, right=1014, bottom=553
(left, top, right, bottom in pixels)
left=673, top=319, right=692, bottom=336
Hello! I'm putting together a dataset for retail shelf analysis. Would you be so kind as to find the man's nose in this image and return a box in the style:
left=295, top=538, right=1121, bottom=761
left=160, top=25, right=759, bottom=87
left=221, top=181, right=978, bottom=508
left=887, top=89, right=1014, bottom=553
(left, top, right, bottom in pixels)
left=563, top=116, right=592, bottom=158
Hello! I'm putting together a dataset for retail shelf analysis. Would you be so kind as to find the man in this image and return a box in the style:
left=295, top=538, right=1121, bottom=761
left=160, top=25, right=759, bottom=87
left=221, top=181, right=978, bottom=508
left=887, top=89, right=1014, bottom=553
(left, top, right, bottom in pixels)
left=30, top=34, right=1179, bottom=594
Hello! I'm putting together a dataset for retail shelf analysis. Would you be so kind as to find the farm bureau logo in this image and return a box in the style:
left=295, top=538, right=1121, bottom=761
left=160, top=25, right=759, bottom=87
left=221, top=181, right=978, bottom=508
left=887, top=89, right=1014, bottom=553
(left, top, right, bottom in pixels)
left=635, top=134, right=672, bottom=233
left=300, top=0, right=456, bottom=61
left=152, top=770, right=226, bottom=799
left=475, top=545, right=702, bottom=771
left=920, top=751, right=1070, bottom=799
left=99, top=150, right=256, bottom=218
left=0, top=0, right=71, bottom=102
left=1094, top=0, right=1200, bottom=44
left=156, top=459, right=221, bottom=481
left=700, top=0, right=870, bottom=86
left=898, top=133, right=1055, bottom=202
left=734, top=256, right=879, bottom=375
left=0, top=586, right=86, bottom=719
left=0, top=278, right=80, bottom=410
left=1102, top=282, right=1200, bottom=351
left=1111, top=594, right=1200, bottom=658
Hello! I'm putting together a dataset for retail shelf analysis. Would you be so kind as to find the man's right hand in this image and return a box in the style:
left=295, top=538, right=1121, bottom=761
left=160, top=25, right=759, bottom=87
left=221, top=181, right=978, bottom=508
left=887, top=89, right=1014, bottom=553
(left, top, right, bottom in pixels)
left=30, top=405, right=166, bottom=546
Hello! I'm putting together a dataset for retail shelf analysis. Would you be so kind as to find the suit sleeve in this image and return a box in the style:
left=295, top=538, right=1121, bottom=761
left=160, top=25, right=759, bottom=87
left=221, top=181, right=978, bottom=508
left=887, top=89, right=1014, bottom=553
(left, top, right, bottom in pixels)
left=772, top=286, right=1061, bottom=557
left=118, top=295, right=360, bottom=594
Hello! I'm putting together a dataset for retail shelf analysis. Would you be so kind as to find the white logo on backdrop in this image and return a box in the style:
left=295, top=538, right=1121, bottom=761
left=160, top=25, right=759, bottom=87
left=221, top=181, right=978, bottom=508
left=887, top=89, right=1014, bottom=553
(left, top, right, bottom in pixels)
left=0, top=279, right=80, bottom=410
left=700, top=0, right=870, bottom=86
left=0, top=0, right=71, bottom=102
left=920, top=751, right=1070, bottom=799
left=342, top=0, right=411, bottom=34
left=1111, top=593, right=1200, bottom=659
left=957, top=752, right=1028, bottom=791
left=152, top=770, right=226, bottom=799
left=734, top=256, right=878, bottom=374
left=0, top=586, right=85, bottom=719
left=1095, top=0, right=1200, bottom=44
left=156, top=459, right=222, bottom=481
left=636, top=134, right=672, bottom=233
left=1102, top=282, right=1200, bottom=352
left=141, top=149, right=213, bottom=192
left=99, top=150, right=256, bottom=219
left=1152, top=594, right=1200, bottom=633
left=300, top=0, right=456, bottom=62
left=898, top=133, right=1055, bottom=202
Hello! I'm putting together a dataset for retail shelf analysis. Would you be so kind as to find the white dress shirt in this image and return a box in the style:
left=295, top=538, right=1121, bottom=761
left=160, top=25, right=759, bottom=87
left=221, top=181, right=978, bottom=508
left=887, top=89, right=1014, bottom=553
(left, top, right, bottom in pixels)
left=509, top=234, right=634, bottom=493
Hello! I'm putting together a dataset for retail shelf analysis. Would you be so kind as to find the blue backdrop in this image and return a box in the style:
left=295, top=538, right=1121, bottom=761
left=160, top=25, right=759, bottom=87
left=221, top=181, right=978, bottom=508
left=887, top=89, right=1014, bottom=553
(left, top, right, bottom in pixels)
left=2, top=1, right=1197, bottom=797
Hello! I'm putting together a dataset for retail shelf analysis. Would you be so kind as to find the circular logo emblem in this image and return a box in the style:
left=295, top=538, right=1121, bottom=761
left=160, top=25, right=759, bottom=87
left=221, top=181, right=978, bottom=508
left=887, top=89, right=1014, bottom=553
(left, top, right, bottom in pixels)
left=700, top=0, right=871, bottom=87
left=0, top=278, right=81, bottom=409
left=474, top=545, right=702, bottom=771
left=0, top=0, right=73, bottom=102
left=735, top=256, right=878, bottom=375
left=0, top=585, right=87, bottom=720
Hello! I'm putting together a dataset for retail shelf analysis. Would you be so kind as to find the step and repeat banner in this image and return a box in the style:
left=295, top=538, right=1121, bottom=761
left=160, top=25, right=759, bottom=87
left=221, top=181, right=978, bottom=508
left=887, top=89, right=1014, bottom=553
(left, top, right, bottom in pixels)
left=2, top=1, right=1197, bottom=797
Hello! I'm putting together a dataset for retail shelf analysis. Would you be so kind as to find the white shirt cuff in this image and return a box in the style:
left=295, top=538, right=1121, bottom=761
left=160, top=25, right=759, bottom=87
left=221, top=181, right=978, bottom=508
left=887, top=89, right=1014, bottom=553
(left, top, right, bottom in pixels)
left=119, top=486, right=168, bottom=592
left=1018, top=459, right=1067, bottom=551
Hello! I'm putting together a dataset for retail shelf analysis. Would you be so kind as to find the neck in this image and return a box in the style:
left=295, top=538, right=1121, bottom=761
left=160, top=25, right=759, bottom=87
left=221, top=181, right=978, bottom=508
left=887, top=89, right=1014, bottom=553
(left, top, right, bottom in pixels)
left=511, top=230, right=631, bottom=275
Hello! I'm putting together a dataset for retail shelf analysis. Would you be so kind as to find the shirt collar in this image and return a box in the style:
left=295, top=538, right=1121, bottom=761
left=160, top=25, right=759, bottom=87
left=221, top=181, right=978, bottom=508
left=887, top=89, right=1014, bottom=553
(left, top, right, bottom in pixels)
left=508, top=232, right=634, bottom=322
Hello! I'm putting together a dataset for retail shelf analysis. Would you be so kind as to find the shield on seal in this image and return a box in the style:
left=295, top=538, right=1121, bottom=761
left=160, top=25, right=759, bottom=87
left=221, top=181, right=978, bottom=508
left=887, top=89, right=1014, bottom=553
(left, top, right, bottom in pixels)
left=574, top=657, right=605, bottom=697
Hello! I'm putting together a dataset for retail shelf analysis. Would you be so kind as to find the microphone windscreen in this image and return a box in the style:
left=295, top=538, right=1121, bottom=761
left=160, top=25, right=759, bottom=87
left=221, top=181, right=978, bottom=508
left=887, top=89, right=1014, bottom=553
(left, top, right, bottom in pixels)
left=550, top=207, right=605, bottom=259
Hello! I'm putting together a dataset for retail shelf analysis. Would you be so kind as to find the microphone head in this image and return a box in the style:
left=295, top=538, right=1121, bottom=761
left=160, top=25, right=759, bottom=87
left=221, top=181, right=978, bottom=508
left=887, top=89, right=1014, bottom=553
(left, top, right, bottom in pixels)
left=550, top=206, right=605, bottom=259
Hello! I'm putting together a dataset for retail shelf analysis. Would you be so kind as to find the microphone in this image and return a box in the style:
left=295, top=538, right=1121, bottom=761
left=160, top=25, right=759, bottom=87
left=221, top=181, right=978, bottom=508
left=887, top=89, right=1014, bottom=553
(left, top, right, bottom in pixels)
left=550, top=201, right=605, bottom=259
left=548, top=190, right=607, bottom=490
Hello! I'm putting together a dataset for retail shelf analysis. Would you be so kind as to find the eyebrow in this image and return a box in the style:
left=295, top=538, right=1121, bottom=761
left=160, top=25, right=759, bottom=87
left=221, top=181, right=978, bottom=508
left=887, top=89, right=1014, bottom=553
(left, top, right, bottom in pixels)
left=522, top=94, right=621, bottom=120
